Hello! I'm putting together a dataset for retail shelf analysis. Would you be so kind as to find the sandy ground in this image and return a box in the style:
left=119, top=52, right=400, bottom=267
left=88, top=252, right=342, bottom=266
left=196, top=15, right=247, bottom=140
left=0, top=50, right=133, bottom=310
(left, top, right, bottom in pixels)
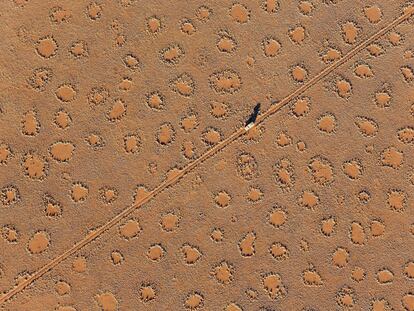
left=0, top=0, right=414, bottom=310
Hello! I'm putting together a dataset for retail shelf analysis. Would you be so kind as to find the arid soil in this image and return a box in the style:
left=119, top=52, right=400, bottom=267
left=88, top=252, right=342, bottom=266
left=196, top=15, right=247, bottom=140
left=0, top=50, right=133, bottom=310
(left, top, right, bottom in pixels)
left=1, top=0, right=414, bottom=310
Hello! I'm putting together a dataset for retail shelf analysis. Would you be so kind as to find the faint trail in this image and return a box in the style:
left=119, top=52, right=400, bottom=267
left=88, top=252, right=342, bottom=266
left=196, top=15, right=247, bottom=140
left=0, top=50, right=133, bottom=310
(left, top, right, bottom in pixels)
left=1, top=7, right=413, bottom=305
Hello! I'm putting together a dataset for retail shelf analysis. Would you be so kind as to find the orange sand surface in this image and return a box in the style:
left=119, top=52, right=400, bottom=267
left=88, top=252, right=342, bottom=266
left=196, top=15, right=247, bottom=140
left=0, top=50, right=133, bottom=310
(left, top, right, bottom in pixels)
left=0, top=1, right=414, bottom=310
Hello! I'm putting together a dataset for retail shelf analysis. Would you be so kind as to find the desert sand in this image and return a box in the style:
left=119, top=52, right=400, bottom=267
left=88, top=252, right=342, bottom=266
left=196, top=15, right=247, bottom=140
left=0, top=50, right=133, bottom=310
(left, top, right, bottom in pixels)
left=0, top=0, right=414, bottom=310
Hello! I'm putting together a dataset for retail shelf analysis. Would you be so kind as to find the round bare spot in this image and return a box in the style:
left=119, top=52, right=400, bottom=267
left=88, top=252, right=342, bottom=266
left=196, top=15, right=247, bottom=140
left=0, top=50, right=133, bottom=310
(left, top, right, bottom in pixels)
left=217, top=32, right=237, bottom=53
left=146, top=91, right=164, bottom=110
left=181, top=244, right=202, bottom=265
left=398, top=127, right=414, bottom=144
left=202, top=127, right=222, bottom=145
left=146, top=244, right=165, bottom=261
left=336, top=287, right=355, bottom=308
left=184, top=292, right=204, bottom=310
left=389, top=32, right=402, bottom=46
left=124, top=134, right=141, bottom=153
left=247, top=187, right=263, bottom=202
left=351, top=267, right=365, bottom=282
left=269, top=242, right=289, bottom=261
left=404, top=262, right=414, bottom=279
left=209, top=69, right=242, bottom=94
left=118, top=77, right=132, bottom=91
left=28, top=67, right=53, bottom=91
left=262, top=273, right=287, bottom=300
left=72, top=256, right=87, bottom=272
left=261, top=0, right=279, bottom=13
left=160, top=213, right=179, bottom=232
left=350, top=222, right=365, bottom=245
left=214, top=191, right=231, bottom=208
left=2, top=225, right=18, bottom=243
left=321, top=47, right=342, bottom=63
left=196, top=5, right=212, bottom=22
left=239, top=232, right=256, bottom=257
left=22, top=110, right=40, bottom=136
left=402, top=293, right=414, bottom=311
left=296, top=141, right=306, bottom=151
left=211, top=228, right=224, bottom=242
left=99, top=187, right=118, bottom=204
left=96, top=292, right=118, bottom=311
left=268, top=207, right=287, bottom=228
left=70, top=40, right=88, bottom=58
left=230, top=3, right=250, bottom=23
left=43, top=194, right=62, bottom=217
left=299, top=190, right=319, bottom=209
left=147, top=16, right=161, bottom=33
left=291, top=65, right=307, bottom=82
left=123, top=54, right=140, bottom=70
left=211, top=261, right=233, bottom=284
left=381, top=147, right=403, bottom=169
left=50, top=6, right=71, bottom=24
left=336, top=78, right=352, bottom=98
left=49, top=141, right=75, bottom=162
left=181, top=115, right=198, bottom=132
left=262, top=37, right=281, bottom=57
left=355, top=117, right=378, bottom=137
left=354, top=63, right=374, bottom=78
left=237, top=152, right=258, bottom=180
left=119, top=219, right=141, bottom=239
left=140, top=284, right=157, bottom=303
left=180, top=19, right=196, bottom=35
left=371, top=220, right=385, bottom=237
left=54, top=110, right=72, bottom=129
left=71, top=183, right=89, bottom=202
left=88, top=87, right=109, bottom=106
left=367, top=43, right=384, bottom=57
left=170, top=73, right=195, bottom=97
left=1, top=185, right=20, bottom=205
left=111, top=251, right=124, bottom=265
left=289, top=26, right=306, bottom=44
left=28, top=231, right=49, bottom=254
left=302, top=267, right=323, bottom=286
left=107, top=99, right=127, bottom=121
left=160, top=44, right=184, bottom=65
left=56, top=84, right=76, bottom=102
left=401, top=66, right=414, bottom=83
left=276, top=132, right=292, bottom=147
left=387, top=189, right=406, bottom=211
left=291, top=97, right=311, bottom=117
left=308, top=156, right=334, bottom=185
left=85, top=133, right=105, bottom=149
left=332, top=247, right=349, bottom=268
left=321, top=217, right=336, bottom=236
left=36, top=36, right=57, bottom=58
left=298, top=1, right=313, bottom=15
left=86, top=1, right=102, bottom=20
left=157, top=123, right=175, bottom=145
left=274, top=158, right=295, bottom=191
left=364, top=6, right=382, bottom=23
left=210, top=102, right=229, bottom=119
left=133, top=185, right=150, bottom=204
left=376, top=269, right=394, bottom=284
left=22, top=152, right=48, bottom=180
left=342, top=22, right=359, bottom=44
left=317, top=113, right=336, bottom=134
left=55, top=280, right=71, bottom=296
left=342, top=159, right=363, bottom=179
